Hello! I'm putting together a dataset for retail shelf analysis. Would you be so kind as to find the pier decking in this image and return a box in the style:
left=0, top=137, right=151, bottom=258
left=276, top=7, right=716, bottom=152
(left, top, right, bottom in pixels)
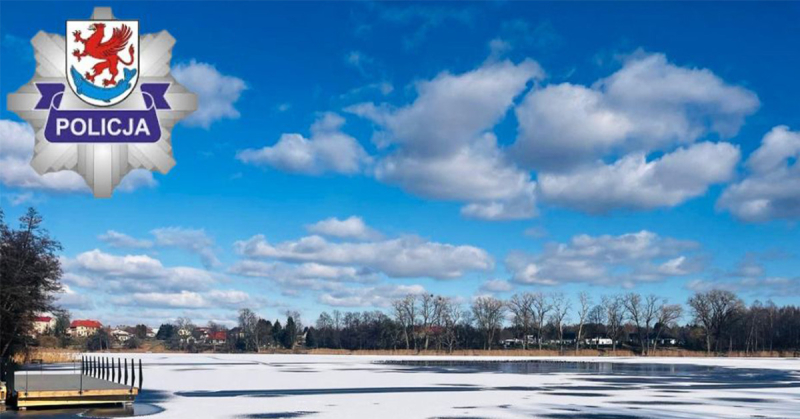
left=7, top=356, right=143, bottom=409
left=14, top=373, right=138, bottom=408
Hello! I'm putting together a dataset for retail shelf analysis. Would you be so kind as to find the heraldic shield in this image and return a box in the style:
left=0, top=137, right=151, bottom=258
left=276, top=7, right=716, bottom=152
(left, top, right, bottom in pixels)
left=66, top=20, right=140, bottom=107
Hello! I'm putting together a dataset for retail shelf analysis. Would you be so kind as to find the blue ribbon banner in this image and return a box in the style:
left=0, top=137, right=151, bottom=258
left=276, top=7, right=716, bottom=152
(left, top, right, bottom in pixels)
left=70, top=66, right=137, bottom=103
left=35, top=83, right=171, bottom=143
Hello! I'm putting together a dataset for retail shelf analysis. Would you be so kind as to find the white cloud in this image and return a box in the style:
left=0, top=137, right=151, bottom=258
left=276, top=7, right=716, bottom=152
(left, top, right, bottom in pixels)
left=121, top=289, right=261, bottom=309
left=97, top=227, right=220, bottom=267
left=345, top=50, right=375, bottom=76
left=686, top=277, right=800, bottom=297
left=128, top=291, right=208, bottom=308
left=523, top=226, right=548, bottom=238
left=151, top=227, right=220, bottom=268
left=57, top=285, right=95, bottom=310
left=117, top=169, right=157, bottom=192
left=98, top=230, right=154, bottom=249
left=318, top=284, right=426, bottom=308
left=229, top=260, right=378, bottom=284
left=0, top=119, right=155, bottom=194
left=717, top=126, right=800, bottom=222
left=4, top=192, right=36, bottom=206
left=173, top=60, right=247, bottom=128
left=235, top=234, right=492, bottom=280
left=349, top=59, right=543, bottom=155
left=0, top=120, right=88, bottom=192
left=539, top=142, right=740, bottom=213
left=479, top=278, right=514, bottom=293
left=348, top=59, right=543, bottom=220
left=513, top=52, right=759, bottom=171
left=506, top=230, right=702, bottom=287
left=306, top=216, right=381, bottom=240
left=237, top=113, right=370, bottom=175
left=65, top=249, right=218, bottom=292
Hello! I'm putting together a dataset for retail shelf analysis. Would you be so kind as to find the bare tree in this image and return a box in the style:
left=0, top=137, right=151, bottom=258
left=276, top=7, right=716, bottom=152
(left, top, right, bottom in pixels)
left=531, top=292, right=551, bottom=349
left=653, top=303, right=683, bottom=351
left=508, top=293, right=535, bottom=349
left=688, top=290, right=744, bottom=354
left=392, top=295, right=417, bottom=350
left=549, top=293, right=571, bottom=353
left=439, top=297, right=463, bottom=353
left=575, top=291, right=592, bottom=351
left=688, top=292, right=713, bottom=354
left=471, top=296, right=506, bottom=350
left=603, top=295, right=624, bottom=354
left=622, top=293, right=659, bottom=355
left=238, top=308, right=260, bottom=352
left=419, top=294, right=437, bottom=351
left=765, top=300, right=777, bottom=354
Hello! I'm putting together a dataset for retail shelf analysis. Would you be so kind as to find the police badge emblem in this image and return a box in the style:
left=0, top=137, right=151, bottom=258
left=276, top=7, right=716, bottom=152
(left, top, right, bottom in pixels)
left=7, top=7, right=197, bottom=198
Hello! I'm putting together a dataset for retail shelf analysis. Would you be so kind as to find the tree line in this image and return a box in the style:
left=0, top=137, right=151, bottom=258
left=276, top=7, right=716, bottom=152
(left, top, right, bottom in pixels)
left=301, top=291, right=800, bottom=355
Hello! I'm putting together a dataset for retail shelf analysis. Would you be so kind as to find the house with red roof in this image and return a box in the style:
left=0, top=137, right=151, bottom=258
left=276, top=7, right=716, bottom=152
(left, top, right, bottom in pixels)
left=209, top=330, right=227, bottom=345
left=32, top=316, right=56, bottom=335
left=69, top=319, right=103, bottom=337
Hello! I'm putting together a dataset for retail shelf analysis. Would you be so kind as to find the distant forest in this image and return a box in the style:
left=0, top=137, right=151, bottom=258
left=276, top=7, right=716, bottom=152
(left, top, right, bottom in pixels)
left=154, top=290, right=799, bottom=356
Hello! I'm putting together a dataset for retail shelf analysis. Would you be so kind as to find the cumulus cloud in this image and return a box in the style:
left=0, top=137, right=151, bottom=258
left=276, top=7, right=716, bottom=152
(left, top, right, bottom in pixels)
left=479, top=279, right=514, bottom=293
left=235, top=233, right=492, bottom=280
left=0, top=120, right=88, bottom=192
left=539, top=142, right=740, bottom=213
left=318, top=283, right=427, bottom=308
left=57, top=285, right=95, bottom=310
left=237, top=113, right=370, bottom=175
left=0, top=119, right=156, bottom=194
left=306, top=216, right=381, bottom=240
left=97, top=227, right=220, bottom=268
left=686, top=277, right=800, bottom=297
left=117, top=169, right=157, bottom=192
left=64, top=249, right=219, bottom=292
left=151, top=227, right=221, bottom=268
left=513, top=52, right=759, bottom=172
left=173, top=60, right=247, bottom=128
left=506, top=230, right=702, bottom=287
left=98, top=230, right=154, bottom=249
left=120, top=289, right=262, bottom=309
left=348, top=59, right=543, bottom=220
left=228, top=260, right=379, bottom=284
left=717, top=126, right=800, bottom=222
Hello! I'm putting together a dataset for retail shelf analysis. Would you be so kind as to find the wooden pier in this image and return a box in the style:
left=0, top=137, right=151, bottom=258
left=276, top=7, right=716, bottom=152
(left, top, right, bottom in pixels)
left=7, top=356, right=143, bottom=410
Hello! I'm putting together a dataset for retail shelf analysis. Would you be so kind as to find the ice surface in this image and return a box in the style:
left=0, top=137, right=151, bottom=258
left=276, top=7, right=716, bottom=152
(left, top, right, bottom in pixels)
left=84, top=354, right=800, bottom=418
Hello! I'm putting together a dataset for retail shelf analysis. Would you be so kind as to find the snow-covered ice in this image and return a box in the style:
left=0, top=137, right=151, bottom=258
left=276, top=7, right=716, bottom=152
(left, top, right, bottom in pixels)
left=22, top=354, right=800, bottom=418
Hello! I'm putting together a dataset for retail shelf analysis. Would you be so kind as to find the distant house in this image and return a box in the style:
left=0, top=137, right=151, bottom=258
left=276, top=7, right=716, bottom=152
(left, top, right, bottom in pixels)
left=178, top=328, right=196, bottom=344
left=112, top=329, right=132, bottom=342
left=69, top=320, right=102, bottom=337
left=209, top=331, right=227, bottom=345
left=32, top=316, right=56, bottom=335
left=585, top=337, right=614, bottom=347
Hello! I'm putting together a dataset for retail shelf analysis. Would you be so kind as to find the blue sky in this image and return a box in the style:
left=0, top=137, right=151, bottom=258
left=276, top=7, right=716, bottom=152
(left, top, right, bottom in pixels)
left=1, top=1, right=799, bottom=327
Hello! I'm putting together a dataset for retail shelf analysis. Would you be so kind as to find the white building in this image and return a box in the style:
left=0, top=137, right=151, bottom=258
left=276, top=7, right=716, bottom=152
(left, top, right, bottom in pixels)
left=112, top=329, right=132, bottom=342
left=32, top=316, right=56, bottom=335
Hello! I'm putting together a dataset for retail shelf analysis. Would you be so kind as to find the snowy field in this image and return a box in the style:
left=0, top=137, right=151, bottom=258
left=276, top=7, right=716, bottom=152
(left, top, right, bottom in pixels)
left=13, top=354, right=800, bottom=418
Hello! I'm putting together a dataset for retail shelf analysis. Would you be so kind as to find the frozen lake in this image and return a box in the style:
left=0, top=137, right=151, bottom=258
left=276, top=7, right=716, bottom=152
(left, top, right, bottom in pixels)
left=7, top=354, right=800, bottom=418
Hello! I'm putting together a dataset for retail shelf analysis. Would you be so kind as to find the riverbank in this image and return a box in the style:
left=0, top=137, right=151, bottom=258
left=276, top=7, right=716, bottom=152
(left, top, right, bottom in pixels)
left=16, top=346, right=798, bottom=364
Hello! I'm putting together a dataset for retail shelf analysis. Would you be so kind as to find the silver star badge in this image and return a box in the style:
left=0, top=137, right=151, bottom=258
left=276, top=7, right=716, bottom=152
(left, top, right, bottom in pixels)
left=7, top=7, right=197, bottom=197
